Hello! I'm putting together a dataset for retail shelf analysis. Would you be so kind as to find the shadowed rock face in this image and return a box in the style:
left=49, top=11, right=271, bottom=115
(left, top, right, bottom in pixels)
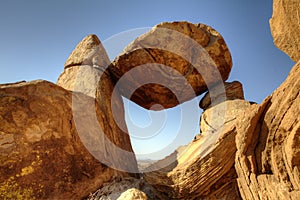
left=270, top=0, right=300, bottom=62
left=0, top=80, right=134, bottom=199
left=110, top=21, right=232, bottom=110
left=0, top=34, right=138, bottom=199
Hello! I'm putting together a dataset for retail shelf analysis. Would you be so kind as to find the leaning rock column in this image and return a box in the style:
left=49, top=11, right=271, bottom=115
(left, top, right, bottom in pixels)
left=57, top=34, right=138, bottom=173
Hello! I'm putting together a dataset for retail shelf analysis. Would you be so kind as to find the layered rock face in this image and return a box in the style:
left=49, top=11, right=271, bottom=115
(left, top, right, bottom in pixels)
left=110, top=21, right=232, bottom=110
left=144, top=81, right=249, bottom=199
left=0, top=35, right=138, bottom=199
left=143, top=64, right=300, bottom=200
left=270, top=0, right=300, bottom=61
left=235, top=62, right=300, bottom=199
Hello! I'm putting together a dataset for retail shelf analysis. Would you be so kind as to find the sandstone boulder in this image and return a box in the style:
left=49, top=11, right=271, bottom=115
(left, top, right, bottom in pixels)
left=270, top=0, right=300, bottom=61
left=110, top=21, right=232, bottom=110
left=117, top=188, right=147, bottom=200
left=199, top=81, right=245, bottom=110
left=0, top=80, right=136, bottom=199
left=235, top=61, right=300, bottom=200
left=87, top=177, right=167, bottom=200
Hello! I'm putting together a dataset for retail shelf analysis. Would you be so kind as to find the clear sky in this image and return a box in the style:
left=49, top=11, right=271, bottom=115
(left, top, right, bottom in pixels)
left=0, top=0, right=295, bottom=160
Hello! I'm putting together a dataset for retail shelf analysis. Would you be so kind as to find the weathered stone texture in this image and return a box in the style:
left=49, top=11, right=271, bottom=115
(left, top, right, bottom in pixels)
left=110, top=21, right=232, bottom=110
left=270, top=0, right=300, bottom=62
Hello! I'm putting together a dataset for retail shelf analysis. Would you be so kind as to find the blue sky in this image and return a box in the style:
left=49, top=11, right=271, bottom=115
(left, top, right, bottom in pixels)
left=0, top=0, right=295, bottom=160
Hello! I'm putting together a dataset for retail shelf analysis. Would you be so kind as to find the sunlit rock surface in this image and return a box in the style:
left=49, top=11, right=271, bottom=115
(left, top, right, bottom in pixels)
left=110, top=21, right=232, bottom=110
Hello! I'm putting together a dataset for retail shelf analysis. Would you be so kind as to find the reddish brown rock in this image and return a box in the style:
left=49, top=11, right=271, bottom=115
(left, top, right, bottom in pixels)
left=235, top=61, right=300, bottom=199
left=270, top=0, right=300, bottom=62
left=110, top=21, right=232, bottom=110
left=0, top=80, right=137, bottom=199
left=200, top=81, right=245, bottom=110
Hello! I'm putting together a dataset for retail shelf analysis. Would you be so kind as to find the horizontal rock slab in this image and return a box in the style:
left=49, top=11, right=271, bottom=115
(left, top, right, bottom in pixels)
left=0, top=80, right=137, bottom=199
left=110, top=21, right=232, bottom=110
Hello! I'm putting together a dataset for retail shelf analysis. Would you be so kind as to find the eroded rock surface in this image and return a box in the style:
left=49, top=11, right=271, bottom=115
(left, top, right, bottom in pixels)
left=0, top=81, right=135, bottom=199
left=0, top=34, right=138, bottom=199
left=142, top=94, right=252, bottom=200
left=235, top=61, right=300, bottom=200
left=64, top=34, right=110, bottom=69
left=144, top=123, right=240, bottom=199
left=200, top=81, right=245, bottom=110
left=57, top=34, right=138, bottom=173
left=110, top=21, right=232, bottom=110
left=57, top=34, right=110, bottom=96
left=270, top=0, right=300, bottom=61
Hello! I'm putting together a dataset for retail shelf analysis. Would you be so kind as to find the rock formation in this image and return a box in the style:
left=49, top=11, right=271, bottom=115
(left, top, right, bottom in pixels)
left=270, top=0, right=300, bottom=61
left=0, top=80, right=131, bottom=199
left=143, top=82, right=250, bottom=199
left=200, top=81, right=245, bottom=110
left=0, top=35, right=138, bottom=199
left=199, top=81, right=248, bottom=133
left=57, top=34, right=138, bottom=173
left=110, top=21, right=232, bottom=110
left=117, top=188, right=147, bottom=200
left=1, top=0, right=300, bottom=198
left=141, top=1, right=300, bottom=198
left=87, top=177, right=167, bottom=200
left=235, top=61, right=300, bottom=199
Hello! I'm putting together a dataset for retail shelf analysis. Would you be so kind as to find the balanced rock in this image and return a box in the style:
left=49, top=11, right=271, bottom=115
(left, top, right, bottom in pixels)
left=199, top=81, right=245, bottom=110
left=235, top=61, right=300, bottom=199
left=270, top=0, right=300, bottom=61
left=110, top=21, right=232, bottom=110
left=0, top=81, right=135, bottom=199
